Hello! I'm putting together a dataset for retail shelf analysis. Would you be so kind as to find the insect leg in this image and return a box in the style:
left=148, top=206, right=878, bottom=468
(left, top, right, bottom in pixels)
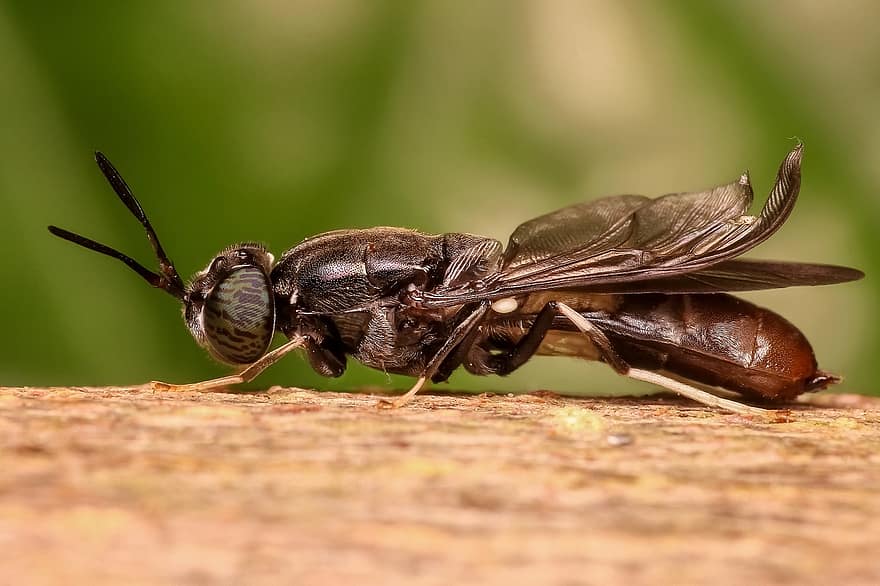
left=430, top=315, right=487, bottom=383
left=150, top=337, right=306, bottom=393
left=384, top=302, right=491, bottom=408
left=459, top=301, right=561, bottom=377
left=555, top=303, right=768, bottom=416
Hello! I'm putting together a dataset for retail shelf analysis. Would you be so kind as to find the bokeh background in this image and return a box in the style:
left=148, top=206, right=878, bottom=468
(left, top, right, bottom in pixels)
left=1, top=1, right=876, bottom=396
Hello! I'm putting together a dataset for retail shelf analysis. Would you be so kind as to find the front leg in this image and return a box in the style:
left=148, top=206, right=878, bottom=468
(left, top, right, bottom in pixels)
left=150, top=337, right=306, bottom=392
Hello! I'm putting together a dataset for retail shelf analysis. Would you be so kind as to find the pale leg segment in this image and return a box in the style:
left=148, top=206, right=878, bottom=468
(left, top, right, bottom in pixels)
left=556, top=302, right=768, bottom=416
left=383, top=376, right=428, bottom=409
left=626, top=368, right=769, bottom=416
left=150, top=337, right=306, bottom=393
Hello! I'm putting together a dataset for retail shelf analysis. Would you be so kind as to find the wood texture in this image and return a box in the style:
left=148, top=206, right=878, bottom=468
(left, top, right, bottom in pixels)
left=1, top=385, right=878, bottom=585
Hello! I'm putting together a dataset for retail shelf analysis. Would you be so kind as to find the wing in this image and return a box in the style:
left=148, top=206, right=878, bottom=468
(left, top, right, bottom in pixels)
left=500, top=193, right=653, bottom=270
left=422, top=145, right=841, bottom=306
left=499, top=145, right=801, bottom=290
left=564, top=259, right=864, bottom=294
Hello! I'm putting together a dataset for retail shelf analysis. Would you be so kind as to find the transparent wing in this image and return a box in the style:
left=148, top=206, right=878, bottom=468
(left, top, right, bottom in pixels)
left=498, top=146, right=801, bottom=290
left=501, top=194, right=651, bottom=270
left=501, top=168, right=756, bottom=272
left=566, top=259, right=864, bottom=294
left=420, top=145, right=861, bottom=306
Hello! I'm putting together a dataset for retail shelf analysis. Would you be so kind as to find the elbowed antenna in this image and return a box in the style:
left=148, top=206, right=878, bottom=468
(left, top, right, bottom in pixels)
left=47, top=152, right=187, bottom=300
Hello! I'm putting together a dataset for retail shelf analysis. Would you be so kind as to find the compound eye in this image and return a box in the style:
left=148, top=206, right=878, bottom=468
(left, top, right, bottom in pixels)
left=203, top=266, right=274, bottom=364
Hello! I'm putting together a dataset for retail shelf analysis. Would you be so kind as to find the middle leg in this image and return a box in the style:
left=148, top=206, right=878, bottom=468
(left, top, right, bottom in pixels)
left=461, top=301, right=561, bottom=377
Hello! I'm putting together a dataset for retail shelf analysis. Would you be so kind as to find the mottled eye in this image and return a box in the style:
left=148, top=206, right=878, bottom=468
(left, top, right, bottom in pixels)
left=203, top=266, right=275, bottom=364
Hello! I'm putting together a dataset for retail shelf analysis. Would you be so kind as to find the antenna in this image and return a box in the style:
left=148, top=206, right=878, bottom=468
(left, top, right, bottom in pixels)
left=48, top=152, right=186, bottom=300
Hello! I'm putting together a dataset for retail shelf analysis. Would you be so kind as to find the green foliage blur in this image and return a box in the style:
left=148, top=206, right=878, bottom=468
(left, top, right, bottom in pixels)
left=1, top=1, right=876, bottom=395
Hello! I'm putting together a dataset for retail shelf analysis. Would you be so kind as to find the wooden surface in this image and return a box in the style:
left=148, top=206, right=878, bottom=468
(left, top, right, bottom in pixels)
left=1, top=385, right=879, bottom=586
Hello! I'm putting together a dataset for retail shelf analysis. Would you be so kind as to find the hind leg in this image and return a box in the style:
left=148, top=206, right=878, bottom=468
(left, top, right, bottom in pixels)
left=555, top=302, right=768, bottom=416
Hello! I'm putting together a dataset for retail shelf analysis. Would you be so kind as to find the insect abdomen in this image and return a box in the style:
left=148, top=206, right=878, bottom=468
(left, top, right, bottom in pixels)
left=589, top=293, right=834, bottom=401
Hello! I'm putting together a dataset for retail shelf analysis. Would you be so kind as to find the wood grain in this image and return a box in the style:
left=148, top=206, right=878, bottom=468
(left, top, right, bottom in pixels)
left=1, top=386, right=878, bottom=585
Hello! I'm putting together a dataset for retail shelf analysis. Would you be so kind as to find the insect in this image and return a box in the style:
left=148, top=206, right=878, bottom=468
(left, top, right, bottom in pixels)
left=49, top=145, right=862, bottom=415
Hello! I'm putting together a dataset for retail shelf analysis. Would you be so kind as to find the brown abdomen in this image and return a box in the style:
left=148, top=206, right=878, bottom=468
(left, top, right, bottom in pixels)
left=588, top=293, right=834, bottom=401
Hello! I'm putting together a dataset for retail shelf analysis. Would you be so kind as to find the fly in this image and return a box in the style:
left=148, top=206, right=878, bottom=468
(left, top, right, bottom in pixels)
left=49, top=145, right=863, bottom=416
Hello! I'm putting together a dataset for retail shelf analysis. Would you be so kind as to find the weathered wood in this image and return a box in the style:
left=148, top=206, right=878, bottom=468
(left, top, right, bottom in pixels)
left=1, top=386, right=878, bottom=585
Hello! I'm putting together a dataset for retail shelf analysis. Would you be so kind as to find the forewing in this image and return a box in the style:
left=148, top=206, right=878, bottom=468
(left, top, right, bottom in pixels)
left=422, top=145, right=823, bottom=306
left=623, top=174, right=752, bottom=253
left=502, top=194, right=649, bottom=269
left=498, top=157, right=768, bottom=288
left=564, top=259, right=864, bottom=294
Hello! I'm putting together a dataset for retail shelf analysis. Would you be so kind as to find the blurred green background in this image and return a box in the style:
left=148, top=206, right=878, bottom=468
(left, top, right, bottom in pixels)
left=1, top=1, right=876, bottom=396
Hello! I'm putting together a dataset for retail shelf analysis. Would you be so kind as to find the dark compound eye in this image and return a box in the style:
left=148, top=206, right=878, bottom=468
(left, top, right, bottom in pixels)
left=203, top=266, right=274, bottom=364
